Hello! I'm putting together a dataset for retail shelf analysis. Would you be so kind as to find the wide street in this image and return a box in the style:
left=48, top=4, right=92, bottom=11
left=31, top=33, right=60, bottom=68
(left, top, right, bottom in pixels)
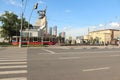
left=28, top=47, right=120, bottom=80
left=0, top=46, right=120, bottom=80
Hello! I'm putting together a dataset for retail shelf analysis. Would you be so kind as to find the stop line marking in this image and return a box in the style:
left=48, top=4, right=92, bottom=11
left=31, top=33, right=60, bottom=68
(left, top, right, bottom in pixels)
left=0, top=59, right=26, bottom=62
left=0, top=62, right=26, bottom=65
left=0, top=65, right=27, bottom=69
left=0, top=70, right=27, bottom=75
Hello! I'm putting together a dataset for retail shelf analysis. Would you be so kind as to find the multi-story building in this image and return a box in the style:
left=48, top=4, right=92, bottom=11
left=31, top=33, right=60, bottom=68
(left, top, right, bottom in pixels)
left=76, top=36, right=84, bottom=44
left=88, top=29, right=120, bottom=44
left=61, top=32, right=65, bottom=38
left=49, top=27, right=52, bottom=36
left=53, top=26, right=57, bottom=36
left=58, top=32, right=66, bottom=43
left=59, top=32, right=65, bottom=38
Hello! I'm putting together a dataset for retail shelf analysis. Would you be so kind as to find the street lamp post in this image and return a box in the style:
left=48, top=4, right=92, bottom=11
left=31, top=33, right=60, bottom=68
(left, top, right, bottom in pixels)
left=19, top=0, right=24, bottom=48
left=27, top=3, right=38, bottom=47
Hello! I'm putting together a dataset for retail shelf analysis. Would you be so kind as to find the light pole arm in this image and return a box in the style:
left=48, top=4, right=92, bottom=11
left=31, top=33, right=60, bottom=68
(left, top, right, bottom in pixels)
left=27, top=3, right=38, bottom=46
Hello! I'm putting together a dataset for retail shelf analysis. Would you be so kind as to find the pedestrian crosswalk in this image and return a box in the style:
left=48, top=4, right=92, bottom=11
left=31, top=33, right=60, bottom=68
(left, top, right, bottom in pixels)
left=0, top=57, right=27, bottom=80
left=0, top=48, right=27, bottom=80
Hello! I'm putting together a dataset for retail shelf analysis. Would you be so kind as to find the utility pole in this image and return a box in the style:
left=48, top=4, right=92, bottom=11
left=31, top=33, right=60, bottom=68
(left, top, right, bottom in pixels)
left=19, top=0, right=24, bottom=48
left=104, top=23, right=106, bottom=46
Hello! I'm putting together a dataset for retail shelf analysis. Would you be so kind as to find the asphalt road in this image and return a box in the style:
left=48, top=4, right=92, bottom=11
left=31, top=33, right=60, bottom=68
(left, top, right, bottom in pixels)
left=0, top=47, right=27, bottom=80
left=28, top=47, right=120, bottom=80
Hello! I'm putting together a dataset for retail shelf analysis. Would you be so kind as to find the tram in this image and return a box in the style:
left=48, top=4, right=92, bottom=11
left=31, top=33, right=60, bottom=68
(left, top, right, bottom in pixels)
left=12, top=36, right=57, bottom=46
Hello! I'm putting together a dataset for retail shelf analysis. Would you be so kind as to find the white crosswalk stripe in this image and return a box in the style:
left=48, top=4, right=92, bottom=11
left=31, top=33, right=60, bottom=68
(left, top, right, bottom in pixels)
left=0, top=62, right=26, bottom=65
left=0, top=59, right=26, bottom=62
left=0, top=65, right=27, bottom=69
left=0, top=51, right=27, bottom=80
left=0, top=70, right=27, bottom=75
left=0, top=77, right=26, bottom=80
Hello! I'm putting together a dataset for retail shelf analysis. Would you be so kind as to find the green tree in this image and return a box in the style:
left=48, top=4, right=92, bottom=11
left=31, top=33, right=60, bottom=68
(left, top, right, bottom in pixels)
left=0, top=11, right=18, bottom=42
left=0, top=11, right=33, bottom=43
left=17, top=18, right=33, bottom=30
left=89, top=37, right=94, bottom=45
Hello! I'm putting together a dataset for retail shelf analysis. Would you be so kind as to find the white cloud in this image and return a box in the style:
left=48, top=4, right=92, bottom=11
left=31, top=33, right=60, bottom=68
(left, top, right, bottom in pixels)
left=63, top=26, right=72, bottom=31
left=65, top=27, right=88, bottom=39
left=38, top=0, right=46, bottom=4
left=99, top=24, right=105, bottom=27
left=90, top=26, right=96, bottom=29
left=65, top=9, right=72, bottom=13
left=8, top=0, right=22, bottom=7
left=109, top=22, right=120, bottom=28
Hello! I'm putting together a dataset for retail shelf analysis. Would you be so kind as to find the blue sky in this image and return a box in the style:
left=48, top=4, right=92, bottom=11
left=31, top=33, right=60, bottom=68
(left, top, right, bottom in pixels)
left=0, top=0, right=120, bottom=38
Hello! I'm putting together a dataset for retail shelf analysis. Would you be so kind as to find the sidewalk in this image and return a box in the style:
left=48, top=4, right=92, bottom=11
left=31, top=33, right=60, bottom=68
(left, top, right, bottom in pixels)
left=47, top=45, right=120, bottom=49
left=0, top=45, right=120, bottom=49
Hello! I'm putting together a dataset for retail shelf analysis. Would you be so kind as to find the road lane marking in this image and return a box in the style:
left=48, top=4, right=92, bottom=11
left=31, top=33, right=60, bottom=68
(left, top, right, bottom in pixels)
left=0, top=70, right=27, bottom=75
left=42, top=49, right=55, bottom=54
left=83, top=67, right=110, bottom=72
left=110, top=55, right=120, bottom=57
left=0, top=65, right=27, bottom=69
left=0, top=62, right=26, bottom=65
left=0, top=77, right=26, bottom=80
left=59, top=57, right=80, bottom=60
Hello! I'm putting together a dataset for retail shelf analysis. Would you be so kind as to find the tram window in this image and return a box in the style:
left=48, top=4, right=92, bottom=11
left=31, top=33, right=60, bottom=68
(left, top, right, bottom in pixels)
left=34, top=37, right=38, bottom=41
left=12, top=38, right=16, bottom=42
left=38, top=38, right=41, bottom=41
left=30, top=38, right=33, bottom=42
left=22, top=38, right=27, bottom=41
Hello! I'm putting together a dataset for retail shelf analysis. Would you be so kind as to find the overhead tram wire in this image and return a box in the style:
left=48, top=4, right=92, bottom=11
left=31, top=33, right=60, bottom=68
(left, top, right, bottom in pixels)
left=23, top=0, right=28, bottom=14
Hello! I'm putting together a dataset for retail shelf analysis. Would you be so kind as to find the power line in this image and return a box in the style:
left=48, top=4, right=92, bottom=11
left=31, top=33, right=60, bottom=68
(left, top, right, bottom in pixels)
left=23, top=0, right=28, bottom=14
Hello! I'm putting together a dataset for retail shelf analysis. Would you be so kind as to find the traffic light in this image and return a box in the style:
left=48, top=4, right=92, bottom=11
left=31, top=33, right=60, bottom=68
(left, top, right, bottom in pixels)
left=34, top=3, right=38, bottom=9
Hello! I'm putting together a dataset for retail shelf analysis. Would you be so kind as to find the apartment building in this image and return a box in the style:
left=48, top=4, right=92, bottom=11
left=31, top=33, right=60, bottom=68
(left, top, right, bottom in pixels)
left=89, top=29, right=120, bottom=44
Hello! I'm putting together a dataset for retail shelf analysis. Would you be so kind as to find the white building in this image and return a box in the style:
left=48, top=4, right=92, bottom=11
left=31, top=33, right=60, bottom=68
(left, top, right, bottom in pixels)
left=0, top=28, right=4, bottom=42
left=53, top=26, right=57, bottom=36
left=22, top=8, right=47, bottom=38
left=49, top=27, right=52, bottom=35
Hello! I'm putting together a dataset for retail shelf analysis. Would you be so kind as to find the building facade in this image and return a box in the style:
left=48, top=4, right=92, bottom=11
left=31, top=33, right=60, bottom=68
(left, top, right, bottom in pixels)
left=88, top=29, right=120, bottom=44
left=23, top=8, right=48, bottom=38
left=49, top=27, right=52, bottom=35
left=53, top=26, right=57, bottom=36
left=61, top=32, right=65, bottom=38
left=0, top=28, right=4, bottom=42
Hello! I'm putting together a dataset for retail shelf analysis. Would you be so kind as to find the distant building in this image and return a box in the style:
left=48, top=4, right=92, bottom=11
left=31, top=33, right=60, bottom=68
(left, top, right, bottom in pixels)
left=49, top=27, right=52, bottom=35
left=53, top=26, right=57, bottom=36
left=76, top=36, right=84, bottom=44
left=59, top=32, right=65, bottom=38
left=59, top=32, right=62, bottom=37
left=61, top=32, right=65, bottom=38
left=69, top=36, right=72, bottom=40
left=0, top=28, right=5, bottom=42
left=76, top=36, right=84, bottom=40
left=88, top=29, right=120, bottom=44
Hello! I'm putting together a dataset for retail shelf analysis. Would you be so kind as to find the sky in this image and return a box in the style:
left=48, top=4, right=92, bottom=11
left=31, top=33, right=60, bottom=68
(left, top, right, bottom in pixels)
left=0, top=0, right=120, bottom=39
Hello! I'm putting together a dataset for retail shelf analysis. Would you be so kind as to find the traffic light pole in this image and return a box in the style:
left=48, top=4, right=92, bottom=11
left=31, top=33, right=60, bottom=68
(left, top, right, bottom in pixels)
left=27, top=3, right=38, bottom=47
left=19, top=0, right=24, bottom=48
